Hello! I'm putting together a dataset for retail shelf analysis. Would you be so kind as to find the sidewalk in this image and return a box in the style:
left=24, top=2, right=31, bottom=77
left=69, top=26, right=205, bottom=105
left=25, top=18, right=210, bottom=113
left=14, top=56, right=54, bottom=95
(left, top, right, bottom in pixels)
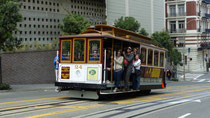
left=0, top=84, right=55, bottom=93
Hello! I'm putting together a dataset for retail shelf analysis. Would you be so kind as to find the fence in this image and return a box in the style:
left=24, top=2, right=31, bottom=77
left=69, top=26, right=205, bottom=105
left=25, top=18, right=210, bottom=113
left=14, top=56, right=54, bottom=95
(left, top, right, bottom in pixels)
left=1, top=50, right=57, bottom=84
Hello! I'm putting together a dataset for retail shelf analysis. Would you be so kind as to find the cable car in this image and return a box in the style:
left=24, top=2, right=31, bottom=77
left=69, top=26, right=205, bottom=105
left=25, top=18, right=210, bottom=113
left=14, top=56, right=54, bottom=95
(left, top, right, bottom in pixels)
left=55, top=25, right=167, bottom=99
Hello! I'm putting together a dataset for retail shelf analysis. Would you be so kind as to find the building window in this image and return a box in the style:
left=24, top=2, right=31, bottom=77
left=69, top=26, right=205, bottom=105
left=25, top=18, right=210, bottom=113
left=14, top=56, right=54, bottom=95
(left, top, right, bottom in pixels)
left=147, top=49, right=153, bottom=65
left=170, top=21, right=176, bottom=33
left=154, top=51, right=159, bottom=66
left=169, top=5, right=176, bottom=17
left=160, top=53, right=164, bottom=67
left=140, top=48, right=146, bottom=65
left=178, top=38, right=184, bottom=47
left=178, top=21, right=185, bottom=33
left=178, top=4, right=185, bottom=16
left=73, top=39, right=85, bottom=62
left=171, top=37, right=177, bottom=47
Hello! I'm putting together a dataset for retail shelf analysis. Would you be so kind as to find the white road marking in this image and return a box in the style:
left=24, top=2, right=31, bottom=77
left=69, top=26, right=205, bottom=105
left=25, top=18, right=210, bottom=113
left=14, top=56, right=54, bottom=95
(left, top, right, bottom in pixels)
left=194, top=99, right=201, bottom=103
left=169, top=99, right=201, bottom=104
left=169, top=100, right=190, bottom=104
left=198, top=79, right=206, bottom=82
left=178, top=113, right=191, bottom=118
left=193, top=74, right=204, bottom=80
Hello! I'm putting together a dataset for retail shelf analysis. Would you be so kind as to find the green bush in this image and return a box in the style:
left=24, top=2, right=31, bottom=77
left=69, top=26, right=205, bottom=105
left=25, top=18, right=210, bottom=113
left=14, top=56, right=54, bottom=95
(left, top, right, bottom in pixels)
left=0, top=83, right=11, bottom=90
left=171, top=78, right=179, bottom=81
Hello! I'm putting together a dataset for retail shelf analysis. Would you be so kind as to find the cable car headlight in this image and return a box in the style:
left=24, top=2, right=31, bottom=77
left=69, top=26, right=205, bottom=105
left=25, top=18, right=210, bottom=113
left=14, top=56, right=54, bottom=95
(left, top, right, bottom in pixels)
left=76, top=70, right=81, bottom=77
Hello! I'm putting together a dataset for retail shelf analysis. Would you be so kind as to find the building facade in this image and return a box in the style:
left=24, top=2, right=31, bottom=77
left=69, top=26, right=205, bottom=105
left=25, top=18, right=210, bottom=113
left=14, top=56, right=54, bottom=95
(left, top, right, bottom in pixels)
left=15, top=0, right=106, bottom=50
left=106, top=0, right=165, bottom=35
left=165, top=0, right=210, bottom=72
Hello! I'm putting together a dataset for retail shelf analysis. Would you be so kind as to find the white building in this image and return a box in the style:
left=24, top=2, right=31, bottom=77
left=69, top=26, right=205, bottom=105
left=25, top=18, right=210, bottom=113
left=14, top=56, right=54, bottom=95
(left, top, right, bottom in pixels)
left=106, top=0, right=165, bottom=35
left=166, top=0, right=210, bottom=72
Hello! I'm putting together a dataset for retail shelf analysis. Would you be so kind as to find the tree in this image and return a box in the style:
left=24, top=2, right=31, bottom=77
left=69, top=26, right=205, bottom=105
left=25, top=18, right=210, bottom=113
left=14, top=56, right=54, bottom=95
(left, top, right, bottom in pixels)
left=59, top=14, right=90, bottom=35
left=114, top=16, right=140, bottom=32
left=139, top=28, right=149, bottom=36
left=151, top=31, right=173, bottom=51
left=151, top=31, right=181, bottom=65
left=170, top=49, right=182, bottom=65
left=0, top=0, right=22, bottom=51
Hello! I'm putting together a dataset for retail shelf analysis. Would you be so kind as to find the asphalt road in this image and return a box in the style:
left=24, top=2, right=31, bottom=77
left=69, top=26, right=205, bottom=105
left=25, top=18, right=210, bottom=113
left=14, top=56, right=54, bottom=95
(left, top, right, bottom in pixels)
left=1, top=75, right=210, bottom=118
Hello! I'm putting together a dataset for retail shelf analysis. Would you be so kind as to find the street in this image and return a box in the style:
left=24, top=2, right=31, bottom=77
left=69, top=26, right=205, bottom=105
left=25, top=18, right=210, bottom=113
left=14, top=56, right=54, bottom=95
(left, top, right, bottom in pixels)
left=1, top=74, right=210, bottom=118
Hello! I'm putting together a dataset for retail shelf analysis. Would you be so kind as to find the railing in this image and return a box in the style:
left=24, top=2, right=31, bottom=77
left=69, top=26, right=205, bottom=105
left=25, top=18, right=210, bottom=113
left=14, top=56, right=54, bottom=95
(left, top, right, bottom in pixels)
left=177, top=29, right=186, bottom=33
left=168, top=29, right=177, bottom=33
left=167, top=13, right=176, bottom=17
left=168, top=29, right=186, bottom=33
left=205, top=13, right=210, bottom=18
left=166, top=0, right=185, bottom=2
left=167, top=12, right=186, bottom=17
left=205, top=29, right=210, bottom=33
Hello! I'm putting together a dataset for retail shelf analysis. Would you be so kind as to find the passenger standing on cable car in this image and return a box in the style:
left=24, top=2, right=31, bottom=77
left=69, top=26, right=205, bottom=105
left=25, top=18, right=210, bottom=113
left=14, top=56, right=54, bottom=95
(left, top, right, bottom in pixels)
left=106, top=50, right=112, bottom=83
left=123, top=47, right=134, bottom=91
left=54, top=56, right=59, bottom=92
left=113, top=50, right=124, bottom=92
left=132, top=54, right=141, bottom=90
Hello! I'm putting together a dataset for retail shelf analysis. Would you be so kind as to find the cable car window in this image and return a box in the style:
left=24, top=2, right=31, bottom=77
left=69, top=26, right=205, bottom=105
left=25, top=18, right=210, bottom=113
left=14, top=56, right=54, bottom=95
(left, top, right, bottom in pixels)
left=88, top=40, right=101, bottom=62
left=160, top=52, right=164, bottom=67
left=148, top=49, right=153, bottom=65
left=140, top=48, right=146, bottom=64
left=73, top=39, right=85, bottom=62
left=154, top=51, right=159, bottom=66
left=61, top=40, right=71, bottom=61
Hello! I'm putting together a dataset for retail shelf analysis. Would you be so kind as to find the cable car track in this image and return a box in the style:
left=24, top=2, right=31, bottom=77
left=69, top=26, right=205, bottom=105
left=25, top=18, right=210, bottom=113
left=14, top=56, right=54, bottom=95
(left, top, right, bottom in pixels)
left=0, top=99, right=90, bottom=117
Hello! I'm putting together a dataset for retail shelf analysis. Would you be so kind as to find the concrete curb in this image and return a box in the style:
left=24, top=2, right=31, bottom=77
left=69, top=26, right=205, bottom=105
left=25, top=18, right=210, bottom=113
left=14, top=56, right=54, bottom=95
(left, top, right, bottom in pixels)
left=0, top=84, right=55, bottom=93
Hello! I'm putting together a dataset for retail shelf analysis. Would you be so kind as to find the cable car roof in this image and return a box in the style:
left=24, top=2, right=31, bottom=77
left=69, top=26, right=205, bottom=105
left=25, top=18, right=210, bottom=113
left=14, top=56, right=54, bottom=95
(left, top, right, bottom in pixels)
left=59, top=25, right=167, bottom=51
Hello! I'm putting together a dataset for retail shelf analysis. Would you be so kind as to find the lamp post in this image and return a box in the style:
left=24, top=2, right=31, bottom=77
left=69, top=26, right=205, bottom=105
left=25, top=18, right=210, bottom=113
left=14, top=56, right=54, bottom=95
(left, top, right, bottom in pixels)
left=182, top=18, right=199, bottom=81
